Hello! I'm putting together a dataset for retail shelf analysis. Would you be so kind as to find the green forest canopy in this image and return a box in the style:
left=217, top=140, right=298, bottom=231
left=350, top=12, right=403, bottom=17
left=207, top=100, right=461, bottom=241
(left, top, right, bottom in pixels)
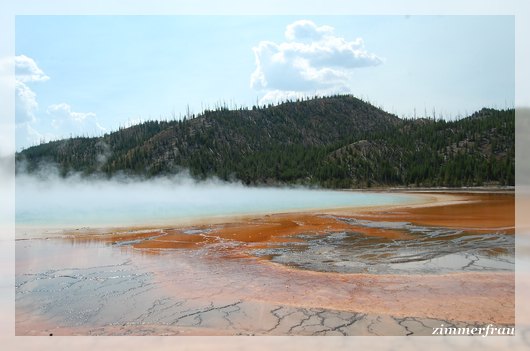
left=16, top=95, right=515, bottom=188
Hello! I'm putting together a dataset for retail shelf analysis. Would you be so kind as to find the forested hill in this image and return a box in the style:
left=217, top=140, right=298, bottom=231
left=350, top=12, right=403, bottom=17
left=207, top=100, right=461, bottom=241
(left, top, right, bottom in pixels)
left=16, top=95, right=514, bottom=188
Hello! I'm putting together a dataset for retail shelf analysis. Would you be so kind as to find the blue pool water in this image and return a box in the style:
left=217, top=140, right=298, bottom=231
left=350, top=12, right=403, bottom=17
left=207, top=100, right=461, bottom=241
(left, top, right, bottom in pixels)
left=16, top=175, right=421, bottom=228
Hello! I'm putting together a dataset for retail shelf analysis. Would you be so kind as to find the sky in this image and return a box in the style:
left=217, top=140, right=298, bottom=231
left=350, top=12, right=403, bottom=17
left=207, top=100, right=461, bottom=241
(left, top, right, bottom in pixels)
left=14, top=15, right=514, bottom=150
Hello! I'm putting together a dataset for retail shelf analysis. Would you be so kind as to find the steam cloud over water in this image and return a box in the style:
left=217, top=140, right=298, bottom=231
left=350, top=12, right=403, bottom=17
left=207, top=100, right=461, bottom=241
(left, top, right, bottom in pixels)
left=15, top=170, right=418, bottom=230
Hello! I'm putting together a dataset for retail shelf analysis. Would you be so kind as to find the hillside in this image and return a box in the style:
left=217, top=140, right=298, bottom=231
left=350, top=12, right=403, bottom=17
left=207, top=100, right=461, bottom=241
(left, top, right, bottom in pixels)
left=16, top=95, right=515, bottom=188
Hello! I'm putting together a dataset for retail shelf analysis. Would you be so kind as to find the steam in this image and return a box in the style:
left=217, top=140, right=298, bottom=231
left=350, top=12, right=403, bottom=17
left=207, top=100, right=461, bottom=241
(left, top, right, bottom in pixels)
left=95, top=140, right=111, bottom=169
left=15, top=164, right=417, bottom=231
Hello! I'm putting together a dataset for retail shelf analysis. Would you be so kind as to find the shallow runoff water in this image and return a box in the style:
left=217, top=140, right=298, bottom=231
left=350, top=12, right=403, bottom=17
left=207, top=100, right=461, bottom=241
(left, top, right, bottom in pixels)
left=15, top=175, right=420, bottom=230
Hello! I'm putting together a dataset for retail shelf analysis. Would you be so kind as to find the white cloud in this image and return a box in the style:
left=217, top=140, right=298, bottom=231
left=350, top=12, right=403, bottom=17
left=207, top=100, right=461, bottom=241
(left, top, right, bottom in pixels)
left=47, top=103, right=106, bottom=136
left=15, top=55, right=49, bottom=83
left=15, top=122, right=45, bottom=149
left=285, top=20, right=334, bottom=42
left=47, top=103, right=96, bottom=123
left=259, top=90, right=309, bottom=106
left=258, top=87, right=351, bottom=106
left=15, top=81, right=38, bottom=123
left=12, top=55, right=49, bottom=149
left=14, top=55, right=49, bottom=125
left=11, top=55, right=107, bottom=150
left=251, top=20, right=382, bottom=103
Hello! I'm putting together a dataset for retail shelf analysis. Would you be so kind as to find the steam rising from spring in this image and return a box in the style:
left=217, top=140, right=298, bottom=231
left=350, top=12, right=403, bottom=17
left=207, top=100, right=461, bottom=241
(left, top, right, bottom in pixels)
left=15, top=166, right=418, bottom=232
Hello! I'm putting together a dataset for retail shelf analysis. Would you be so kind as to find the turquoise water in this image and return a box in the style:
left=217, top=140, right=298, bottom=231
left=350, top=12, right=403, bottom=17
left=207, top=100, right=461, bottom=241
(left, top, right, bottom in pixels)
left=16, top=176, right=421, bottom=228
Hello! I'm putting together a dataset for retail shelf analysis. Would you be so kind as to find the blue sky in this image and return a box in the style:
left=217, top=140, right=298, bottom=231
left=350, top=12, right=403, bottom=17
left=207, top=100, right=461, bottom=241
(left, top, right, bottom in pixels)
left=14, top=15, right=514, bottom=150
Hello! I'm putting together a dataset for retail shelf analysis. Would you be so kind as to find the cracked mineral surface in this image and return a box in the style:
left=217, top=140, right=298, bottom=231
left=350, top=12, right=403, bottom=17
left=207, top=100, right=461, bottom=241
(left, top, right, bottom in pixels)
left=16, top=192, right=514, bottom=335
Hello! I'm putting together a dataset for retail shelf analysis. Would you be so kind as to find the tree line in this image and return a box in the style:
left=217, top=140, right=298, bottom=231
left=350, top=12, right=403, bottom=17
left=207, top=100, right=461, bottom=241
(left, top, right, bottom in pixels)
left=16, top=95, right=515, bottom=188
